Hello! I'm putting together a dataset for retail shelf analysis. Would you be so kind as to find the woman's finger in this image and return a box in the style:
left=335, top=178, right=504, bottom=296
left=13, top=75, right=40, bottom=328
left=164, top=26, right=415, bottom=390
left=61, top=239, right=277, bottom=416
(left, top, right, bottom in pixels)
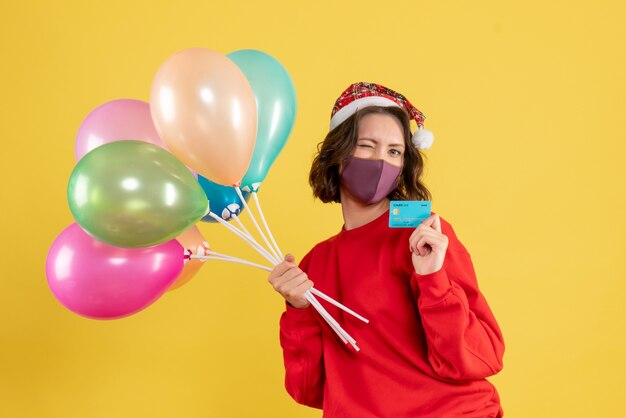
left=276, top=271, right=309, bottom=297
left=268, top=259, right=297, bottom=283
left=431, top=214, right=442, bottom=233
left=410, top=225, right=435, bottom=242
left=410, top=218, right=438, bottom=242
left=286, top=279, right=314, bottom=308
left=281, top=266, right=306, bottom=283
left=411, top=229, right=448, bottom=255
left=417, top=213, right=441, bottom=233
left=415, top=236, right=432, bottom=256
left=411, top=235, right=429, bottom=256
left=409, top=228, right=440, bottom=253
left=271, top=266, right=305, bottom=291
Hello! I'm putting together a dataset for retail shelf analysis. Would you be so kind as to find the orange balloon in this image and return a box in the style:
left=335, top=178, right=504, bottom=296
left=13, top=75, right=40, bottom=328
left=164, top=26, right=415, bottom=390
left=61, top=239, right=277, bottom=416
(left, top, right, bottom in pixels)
left=168, top=226, right=209, bottom=291
left=150, top=48, right=257, bottom=186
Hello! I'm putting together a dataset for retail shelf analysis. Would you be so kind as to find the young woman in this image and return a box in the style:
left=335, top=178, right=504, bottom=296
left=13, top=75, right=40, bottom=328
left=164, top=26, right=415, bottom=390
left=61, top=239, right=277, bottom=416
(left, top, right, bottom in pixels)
left=268, top=82, right=505, bottom=418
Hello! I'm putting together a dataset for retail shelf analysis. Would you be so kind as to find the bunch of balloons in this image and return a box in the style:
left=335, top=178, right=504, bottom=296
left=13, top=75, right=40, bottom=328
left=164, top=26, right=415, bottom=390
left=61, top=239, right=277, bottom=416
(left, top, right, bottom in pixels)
left=46, top=48, right=297, bottom=320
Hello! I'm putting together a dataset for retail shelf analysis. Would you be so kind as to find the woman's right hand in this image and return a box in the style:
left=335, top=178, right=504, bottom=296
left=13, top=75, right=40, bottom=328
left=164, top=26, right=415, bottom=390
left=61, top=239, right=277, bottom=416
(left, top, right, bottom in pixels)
left=268, top=253, right=314, bottom=309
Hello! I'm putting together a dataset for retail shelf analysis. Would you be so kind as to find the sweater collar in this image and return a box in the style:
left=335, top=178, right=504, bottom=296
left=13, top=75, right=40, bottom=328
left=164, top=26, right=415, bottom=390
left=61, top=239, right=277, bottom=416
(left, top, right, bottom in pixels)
left=336, top=208, right=390, bottom=241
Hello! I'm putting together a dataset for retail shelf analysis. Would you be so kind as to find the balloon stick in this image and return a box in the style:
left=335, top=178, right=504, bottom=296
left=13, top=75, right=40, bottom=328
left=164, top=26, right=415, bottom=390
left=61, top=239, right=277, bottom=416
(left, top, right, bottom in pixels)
left=251, top=191, right=284, bottom=259
left=309, top=287, right=369, bottom=324
left=190, top=254, right=273, bottom=272
left=207, top=212, right=279, bottom=265
left=231, top=214, right=253, bottom=240
left=306, top=290, right=359, bottom=351
left=234, top=187, right=281, bottom=261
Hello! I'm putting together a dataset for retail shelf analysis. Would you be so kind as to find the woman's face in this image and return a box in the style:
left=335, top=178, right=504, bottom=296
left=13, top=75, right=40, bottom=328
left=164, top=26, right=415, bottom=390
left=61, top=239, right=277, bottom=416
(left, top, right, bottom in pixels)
left=352, top=113, right=405, bottom=168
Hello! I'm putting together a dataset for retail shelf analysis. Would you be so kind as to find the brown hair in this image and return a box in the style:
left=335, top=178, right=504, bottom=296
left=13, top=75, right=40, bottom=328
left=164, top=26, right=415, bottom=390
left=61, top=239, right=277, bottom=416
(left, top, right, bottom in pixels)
left=309, top=105, right=432, bottom=203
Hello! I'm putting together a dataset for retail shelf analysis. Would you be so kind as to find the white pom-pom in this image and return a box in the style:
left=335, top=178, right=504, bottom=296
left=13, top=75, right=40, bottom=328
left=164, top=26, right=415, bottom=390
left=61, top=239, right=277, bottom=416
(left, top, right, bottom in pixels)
left=412, top=128, right=434, bottom=149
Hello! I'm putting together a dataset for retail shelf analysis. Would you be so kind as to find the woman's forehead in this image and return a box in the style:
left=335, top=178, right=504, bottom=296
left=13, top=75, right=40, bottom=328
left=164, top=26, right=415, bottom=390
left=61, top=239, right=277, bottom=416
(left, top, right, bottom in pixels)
left=357, top=113, right=405, bottom=144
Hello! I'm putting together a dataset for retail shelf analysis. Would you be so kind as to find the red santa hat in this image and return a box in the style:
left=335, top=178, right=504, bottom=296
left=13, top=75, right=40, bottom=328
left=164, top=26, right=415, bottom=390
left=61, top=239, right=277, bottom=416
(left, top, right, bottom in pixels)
left=329, top=82, right=435, bottom=150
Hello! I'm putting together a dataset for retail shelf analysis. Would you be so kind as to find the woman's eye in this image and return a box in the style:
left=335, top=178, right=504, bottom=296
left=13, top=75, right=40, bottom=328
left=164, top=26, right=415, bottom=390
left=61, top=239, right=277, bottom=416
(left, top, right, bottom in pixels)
left=389, top=149, right=402, bottom=156
left=358, top=144, right=374, bottom=148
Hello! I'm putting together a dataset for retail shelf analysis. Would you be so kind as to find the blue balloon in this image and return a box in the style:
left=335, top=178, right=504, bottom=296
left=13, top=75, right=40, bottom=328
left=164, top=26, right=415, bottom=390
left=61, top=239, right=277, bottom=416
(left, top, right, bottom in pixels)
left=198, top=175, right=251, bottom=223
left=227, top=49, right=297, bottom=192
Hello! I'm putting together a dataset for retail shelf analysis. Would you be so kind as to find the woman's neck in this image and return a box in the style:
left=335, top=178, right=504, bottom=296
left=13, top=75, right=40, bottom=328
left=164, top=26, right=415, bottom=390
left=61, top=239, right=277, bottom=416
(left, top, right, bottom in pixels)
left=340, top=186, right=390, bottom=230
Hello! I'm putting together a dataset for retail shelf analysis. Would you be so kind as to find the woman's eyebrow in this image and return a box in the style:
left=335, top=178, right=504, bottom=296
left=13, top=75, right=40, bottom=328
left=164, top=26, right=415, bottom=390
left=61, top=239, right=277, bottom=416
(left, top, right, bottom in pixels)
left=358, top=137, right=405, bottom=148
left=358, top=137, right=378, bottom=143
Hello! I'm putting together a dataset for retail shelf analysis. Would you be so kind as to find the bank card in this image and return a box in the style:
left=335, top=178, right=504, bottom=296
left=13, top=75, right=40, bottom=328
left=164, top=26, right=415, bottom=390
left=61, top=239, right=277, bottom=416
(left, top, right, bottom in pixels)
left=389, top=200, right=432, bottom=228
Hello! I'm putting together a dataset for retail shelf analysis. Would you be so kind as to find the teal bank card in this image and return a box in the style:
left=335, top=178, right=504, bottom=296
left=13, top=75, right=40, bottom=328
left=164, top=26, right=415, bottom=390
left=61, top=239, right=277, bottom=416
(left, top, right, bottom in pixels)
left=389, top=200, right=432, bottom=228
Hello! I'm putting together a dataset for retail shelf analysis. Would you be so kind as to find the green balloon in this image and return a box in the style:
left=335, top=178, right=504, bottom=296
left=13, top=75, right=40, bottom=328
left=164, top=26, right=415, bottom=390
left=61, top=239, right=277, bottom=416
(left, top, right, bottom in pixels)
left=227, top=49, right=297, bottom=191
left=68, top=140, right=208, bottom=248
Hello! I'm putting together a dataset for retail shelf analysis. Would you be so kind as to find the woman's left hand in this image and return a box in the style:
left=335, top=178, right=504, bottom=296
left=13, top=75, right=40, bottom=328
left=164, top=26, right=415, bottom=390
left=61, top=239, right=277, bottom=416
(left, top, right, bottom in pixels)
left=409, top=213, right=448, bottom=275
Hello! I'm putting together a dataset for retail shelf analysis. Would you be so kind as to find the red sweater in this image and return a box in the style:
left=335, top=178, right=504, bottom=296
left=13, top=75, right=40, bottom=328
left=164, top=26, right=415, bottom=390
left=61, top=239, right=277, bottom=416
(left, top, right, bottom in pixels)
left=279, top=210, right=505, bottom=418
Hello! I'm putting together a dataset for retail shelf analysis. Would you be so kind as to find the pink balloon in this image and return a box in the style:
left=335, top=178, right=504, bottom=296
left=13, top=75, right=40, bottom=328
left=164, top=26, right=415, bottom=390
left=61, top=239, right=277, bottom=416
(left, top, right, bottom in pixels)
left=75, top=99, right=164, bottom=160
left=46, top=223, right=184, bottom=320
left=74, top=98, right=198, bottom=178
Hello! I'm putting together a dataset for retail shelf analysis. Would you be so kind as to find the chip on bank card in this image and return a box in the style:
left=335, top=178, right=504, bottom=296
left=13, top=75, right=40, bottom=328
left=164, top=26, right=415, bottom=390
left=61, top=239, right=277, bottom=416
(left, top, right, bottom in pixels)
left=389, top=200, right=432, bottom=228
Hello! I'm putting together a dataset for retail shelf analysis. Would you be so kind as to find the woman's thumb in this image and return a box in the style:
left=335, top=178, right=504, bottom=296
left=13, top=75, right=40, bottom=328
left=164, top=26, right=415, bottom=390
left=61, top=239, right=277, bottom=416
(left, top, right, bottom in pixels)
left=284, top=253, right=296, bottom=263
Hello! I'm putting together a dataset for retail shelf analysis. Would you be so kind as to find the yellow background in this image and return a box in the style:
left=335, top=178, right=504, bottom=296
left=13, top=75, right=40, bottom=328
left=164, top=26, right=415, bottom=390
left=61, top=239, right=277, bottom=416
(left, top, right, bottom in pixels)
left=1, top=1, right=625, bottom=417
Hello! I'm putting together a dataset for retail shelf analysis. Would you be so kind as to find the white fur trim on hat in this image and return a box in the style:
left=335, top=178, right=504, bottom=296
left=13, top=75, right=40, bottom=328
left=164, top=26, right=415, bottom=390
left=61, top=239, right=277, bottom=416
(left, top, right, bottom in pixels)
left=412, top=128, right=434, bottom=150
left=329, top=96, right=400, bottom=130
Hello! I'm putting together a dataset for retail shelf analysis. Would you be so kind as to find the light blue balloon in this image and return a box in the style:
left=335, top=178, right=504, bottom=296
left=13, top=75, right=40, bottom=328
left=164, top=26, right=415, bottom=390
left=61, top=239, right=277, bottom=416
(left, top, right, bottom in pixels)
left=198, top=175, right=251, bottom=223
left=227, top=49, right=297, bottom=192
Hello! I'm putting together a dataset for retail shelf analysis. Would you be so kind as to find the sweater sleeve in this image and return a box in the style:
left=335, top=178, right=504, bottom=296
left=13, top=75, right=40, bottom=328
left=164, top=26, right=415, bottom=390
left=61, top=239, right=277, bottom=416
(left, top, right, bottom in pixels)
left=278, top=248, right=325, bottom=409
left=410, top=221, right=505, bottom=382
